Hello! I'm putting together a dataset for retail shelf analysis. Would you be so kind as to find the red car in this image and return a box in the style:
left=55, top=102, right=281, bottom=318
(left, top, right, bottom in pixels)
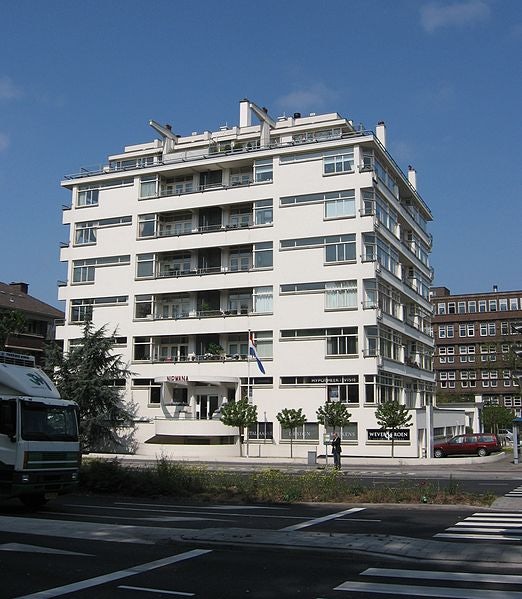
left=433, top=433, right=501, bottom=458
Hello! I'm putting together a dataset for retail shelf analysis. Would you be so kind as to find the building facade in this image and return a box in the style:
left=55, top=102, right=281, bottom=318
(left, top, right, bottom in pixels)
left=57, top=99, right=441, bottom=458
left=0, top=281, right=64, bottom=365
left=431, top=286, right=522, bottom=414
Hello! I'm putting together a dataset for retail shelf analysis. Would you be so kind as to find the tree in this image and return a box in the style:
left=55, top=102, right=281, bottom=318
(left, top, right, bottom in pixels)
left=276, top=408, right=307, bottom=458
left=0, top=309, right=26, bottom=350
left=482, top=404, right=514, bottom=433
left=375, top=400, right=413, bottom=457
left=45, top=322, right=136, bottom=453
left=220, top=398, right=258, bottom=456
left=316, top=401, right=352, bottom=432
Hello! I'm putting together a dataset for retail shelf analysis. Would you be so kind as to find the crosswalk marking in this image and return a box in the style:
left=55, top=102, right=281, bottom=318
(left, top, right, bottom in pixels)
left=333, top=567, right=522, bottom=598
left=333, top=581, right=522, bottom=597
left=362, top=568, right=522, bottom=584
left=434, top=510, right=522, bottom=544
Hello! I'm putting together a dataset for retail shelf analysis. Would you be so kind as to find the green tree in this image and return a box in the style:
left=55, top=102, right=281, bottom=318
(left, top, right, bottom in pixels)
left=482, top=404, right=514, bottom=433
left=276, top=408, right=307, bottom=458
left=220, top=398, right=258, bottom=456
left=0, top=309, right=26, bottom=349
left=375, top=400, right=413, bottom=457
left=316, top=401, right=352, bottom=432
left=45, top=322, right=136, bottom=453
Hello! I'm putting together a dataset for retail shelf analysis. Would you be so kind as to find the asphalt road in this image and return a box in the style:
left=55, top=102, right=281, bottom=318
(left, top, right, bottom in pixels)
left=3, top=492, right=522, bottom=598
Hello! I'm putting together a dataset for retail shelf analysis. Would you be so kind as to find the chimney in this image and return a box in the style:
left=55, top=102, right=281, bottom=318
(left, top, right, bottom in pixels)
left=239, top=98, right=251, bottom=128
left=408, top=165, right=417, bottom=189
left=376, top=121, right=386, bottom=148
left=9, top=282, right=28, bottom=294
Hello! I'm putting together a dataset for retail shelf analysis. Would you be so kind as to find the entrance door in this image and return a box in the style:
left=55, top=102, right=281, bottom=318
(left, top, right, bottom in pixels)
left=197, top=395, right=219, bottom=419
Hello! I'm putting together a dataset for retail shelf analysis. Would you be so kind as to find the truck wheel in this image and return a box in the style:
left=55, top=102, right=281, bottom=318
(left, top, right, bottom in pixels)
left=19, top=494, right=48, bottom=509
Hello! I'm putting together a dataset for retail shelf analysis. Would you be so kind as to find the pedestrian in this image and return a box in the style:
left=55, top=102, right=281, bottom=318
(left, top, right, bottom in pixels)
left=331, top=431, right=341, bottom=470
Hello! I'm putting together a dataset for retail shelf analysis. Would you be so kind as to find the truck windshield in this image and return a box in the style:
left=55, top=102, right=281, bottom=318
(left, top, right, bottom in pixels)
left=21, top=401, right=78, bottom=442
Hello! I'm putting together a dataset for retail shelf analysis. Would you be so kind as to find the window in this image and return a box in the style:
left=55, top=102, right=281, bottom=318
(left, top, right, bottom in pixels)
left=139, top=175, right=158, bottom=199
left=437, top=303, right=446, bottom=315
left=248, top=422, right=273, bottom=440
left=230, top=247, right=251, bottom=271
left=135, top=295, right=153, bottom=319
left=281, top=422, right=319, bottom=441
left=75, top=222, right=97, bottom=245
left=489, top=299, right=497, bottom=312
left=458, top=302, right=466, bottom=314
left=510, top=298, right=519, bottom=310
left=162, top=174, right=194, bottom=195
left=325, top=281, right=357, bottom=310
left=138, top=214, right=156, bottom=238
left=479, top=300, right=487, bottom=312
left=448, top=302, right=456, bottom=314
left=324, top=190, right=356, bottom=219
left=253, top=286, right=273, bottom=313
left=323, top=149, right=354, bottom=174
left=325, top=234, right=356, bottom=263
left=468, top=301, right=477, bottom=313
left=254, top=331, right=273, bottom=359
left=326, top=327, right=358, bottom=356
left=230, top=166, right=253, bottom=186
left=328, top=381, right=359, bottom=404
left=137, top=253, right=154, bottom=278
left=72, top=260, right=95, bottom=283
left=254, top=159, right=273, bottom=182
left=77, top=187, right=99, bottom=207
left=254, top=242, right=273, bottom=268
left=254, top=199, right=273, bottom=225
left=499, top=299, right=508, bottom=311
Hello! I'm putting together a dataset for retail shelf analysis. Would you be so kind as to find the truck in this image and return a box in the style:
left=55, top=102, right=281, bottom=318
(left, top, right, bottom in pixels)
left=0, top=351, right=80, bottom=507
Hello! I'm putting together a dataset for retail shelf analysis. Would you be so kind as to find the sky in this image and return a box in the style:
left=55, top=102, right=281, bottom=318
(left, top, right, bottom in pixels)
left=1, top=0, right=521, bottom=309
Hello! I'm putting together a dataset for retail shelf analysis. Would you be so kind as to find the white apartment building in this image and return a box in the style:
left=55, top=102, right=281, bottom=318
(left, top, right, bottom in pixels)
left=58, top=98, right=454, bottom=459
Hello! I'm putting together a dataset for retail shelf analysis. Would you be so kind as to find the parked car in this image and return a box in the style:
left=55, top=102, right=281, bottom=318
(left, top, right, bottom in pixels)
left=433, top=433, right=502, bottom=458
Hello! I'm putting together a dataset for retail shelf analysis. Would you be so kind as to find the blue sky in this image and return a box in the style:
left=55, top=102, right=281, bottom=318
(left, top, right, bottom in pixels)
left=1, top=0, right=521, bottom=309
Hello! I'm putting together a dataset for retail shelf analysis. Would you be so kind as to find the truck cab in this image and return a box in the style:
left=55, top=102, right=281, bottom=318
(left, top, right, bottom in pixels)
left=0, top=352, right=80, bottom=507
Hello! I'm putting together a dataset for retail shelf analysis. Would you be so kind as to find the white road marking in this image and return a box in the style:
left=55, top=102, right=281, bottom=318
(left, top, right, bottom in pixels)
left=118, top=585, right=194, bottom=596
left=435, top=532, right=521, bottom=540
left=0, top=543, right=93, bottom=556
left=47, top=511, right=229, bottom=523
left=333, top=581, right=522, bottom=597
left=13, top=548, right=211, bottom=599
left=280, top=507, right=365, bottom=531
left=363, top=567, right=522, bottom=584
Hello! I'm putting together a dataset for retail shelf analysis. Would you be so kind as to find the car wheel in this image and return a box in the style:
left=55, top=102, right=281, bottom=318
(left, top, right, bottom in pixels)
left=434, top=449, right=444, bottom=458
left=477, top=448, right=488, bottom=457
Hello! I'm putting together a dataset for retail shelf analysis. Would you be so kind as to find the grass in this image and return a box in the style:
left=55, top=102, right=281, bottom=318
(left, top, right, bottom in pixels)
left=79, top=458, right=497, bottom=506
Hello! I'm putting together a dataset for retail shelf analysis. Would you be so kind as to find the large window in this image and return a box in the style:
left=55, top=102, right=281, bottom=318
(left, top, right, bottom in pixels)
left=326, top=327, right=358, bottom=356
left=325, top=281, right=357, bottom=310
left=77, top=187, right=99, bottom=207
left=327, top=380, right=359, bottom=403
left=281, top=422, right=319, bottom=441
left=254, top=159, right=273, bottom=182
left=139, top=175, right=158, bottom=199
left=325, top=234, right=356, bottom=263
left=254, top=199, right=273, bottom=225
left=323, top=149, right=354, bottom=174
left=253, top=286, right=273, bottom=313
left=324, top=190, right=356, bottom=219
left=254, top=242, right=273, bottom=268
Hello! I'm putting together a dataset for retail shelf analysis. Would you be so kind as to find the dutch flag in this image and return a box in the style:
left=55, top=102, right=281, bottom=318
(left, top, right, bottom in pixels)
left=249, top=332, right=266, bottom=374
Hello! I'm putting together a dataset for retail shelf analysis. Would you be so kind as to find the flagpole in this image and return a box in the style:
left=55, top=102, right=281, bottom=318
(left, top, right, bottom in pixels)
left=246, top=328, right=251, bottom=457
